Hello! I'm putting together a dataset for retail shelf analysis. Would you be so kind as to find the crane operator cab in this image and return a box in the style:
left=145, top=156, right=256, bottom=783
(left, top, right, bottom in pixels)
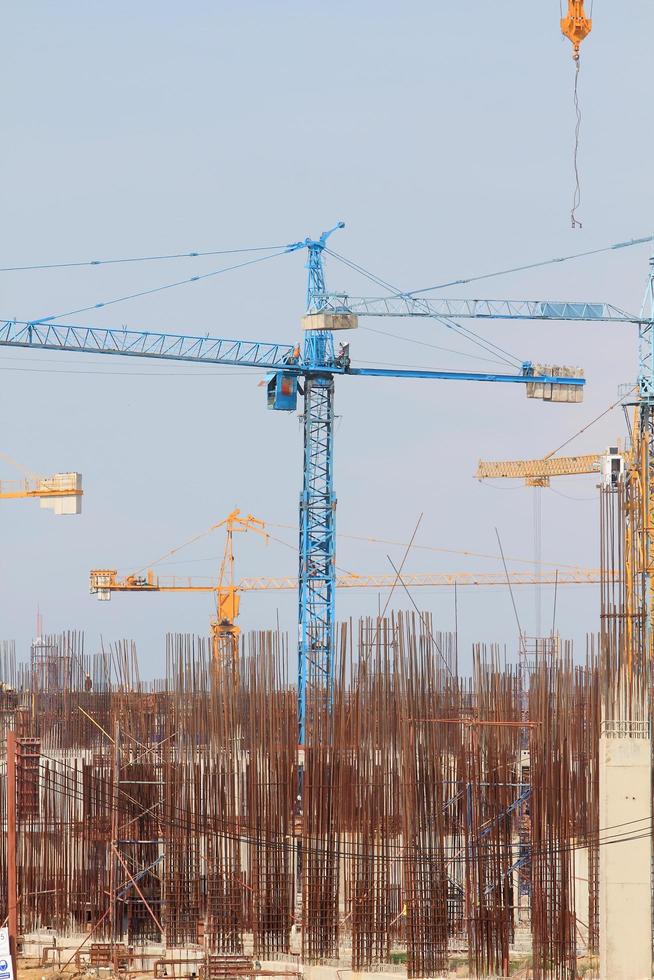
left=600, top=448, right=625, bottom=488
left=267, top=372, right=298, bottom=411
left=266, top=344, right=300, bottom=412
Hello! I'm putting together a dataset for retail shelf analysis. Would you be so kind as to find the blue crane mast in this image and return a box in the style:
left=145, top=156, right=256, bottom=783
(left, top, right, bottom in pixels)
left=287, top=223, right=343, bottom=735
left=1, top=224, right=637, bottom=743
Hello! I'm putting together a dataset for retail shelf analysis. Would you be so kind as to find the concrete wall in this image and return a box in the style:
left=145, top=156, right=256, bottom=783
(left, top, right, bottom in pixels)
left=599, top=735, right=652, bottom=980
left=573, top=845, right=589, bottom=953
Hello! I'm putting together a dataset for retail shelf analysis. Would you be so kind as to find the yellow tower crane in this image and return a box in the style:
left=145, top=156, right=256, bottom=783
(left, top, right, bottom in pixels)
left=476, top=446, right=624, bottom=639
left=476, top=449, right=624, bottom=488
left=92, top=509, right=267, bottom=667
left=0, top=452, right=82, bottom=515
left=211, top=510, right=267, bottom=667
left=90, top=508, right=609, bottom=664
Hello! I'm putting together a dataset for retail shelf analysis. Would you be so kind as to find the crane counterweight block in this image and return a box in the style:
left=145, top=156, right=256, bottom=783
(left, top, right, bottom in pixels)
left=89, top=569, right=118, bottom=600
left=523, top=363, right=584, bottom=402
left=302, top=312, right=358, bottom=332
left=0, top=469, right=83, bottom=514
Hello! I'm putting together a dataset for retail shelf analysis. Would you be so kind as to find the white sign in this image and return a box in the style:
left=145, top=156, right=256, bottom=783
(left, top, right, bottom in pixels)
left=0, top=928, right=15, bottom=980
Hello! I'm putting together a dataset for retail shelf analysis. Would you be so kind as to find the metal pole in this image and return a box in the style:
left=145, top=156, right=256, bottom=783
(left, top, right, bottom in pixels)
left=108, top=722, right=119, bottom=944
left=7, top=730, right=17, bottom=979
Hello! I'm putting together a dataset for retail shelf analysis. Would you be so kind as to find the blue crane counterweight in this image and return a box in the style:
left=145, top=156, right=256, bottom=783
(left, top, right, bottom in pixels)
left=0, top=224, right=609, bottom=744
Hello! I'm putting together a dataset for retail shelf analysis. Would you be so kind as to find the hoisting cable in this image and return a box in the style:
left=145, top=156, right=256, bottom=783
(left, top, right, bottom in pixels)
left=542, top=389, right=633, bottom=460
left=386, top=553, right=454, bottom=678
left=495, top=527, right=524, bottom=639
left=560, top=1, right=592, bottom=227
left=571, top=58, right=583, bottom=228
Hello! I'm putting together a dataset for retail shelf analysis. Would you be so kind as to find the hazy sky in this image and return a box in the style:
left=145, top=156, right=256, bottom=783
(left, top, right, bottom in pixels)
left=1, top=2, right=652, bottom=678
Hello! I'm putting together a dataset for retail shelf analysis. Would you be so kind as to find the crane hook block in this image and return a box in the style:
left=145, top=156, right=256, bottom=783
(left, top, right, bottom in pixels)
left=561, top=1, right=592, bottom=60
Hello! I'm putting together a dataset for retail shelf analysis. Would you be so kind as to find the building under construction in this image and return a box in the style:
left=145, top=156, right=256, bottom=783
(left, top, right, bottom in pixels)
left=3, top=254, right=654, bottom=980
left=0, top=461, right=650, bottom=980
left=0, top=454, right=649, bottom=980
left=0, top=624, right=595, bottom=979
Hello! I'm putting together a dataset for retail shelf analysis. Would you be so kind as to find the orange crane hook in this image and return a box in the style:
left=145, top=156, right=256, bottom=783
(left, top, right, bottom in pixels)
left=561, top=0, right=592, bottom=61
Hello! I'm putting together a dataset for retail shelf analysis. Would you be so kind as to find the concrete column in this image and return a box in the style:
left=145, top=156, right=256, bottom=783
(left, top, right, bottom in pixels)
left=599, top=734, right=652, bottom=980
left=573, top=844, right=589, bottom=954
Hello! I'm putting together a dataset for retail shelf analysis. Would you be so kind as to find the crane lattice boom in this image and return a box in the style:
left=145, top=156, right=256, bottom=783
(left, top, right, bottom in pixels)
left=322, top=294, right=637, bottom=323
left=90, top=567, right=610, bottom=595
left=477, top=454, right=602, bottom=486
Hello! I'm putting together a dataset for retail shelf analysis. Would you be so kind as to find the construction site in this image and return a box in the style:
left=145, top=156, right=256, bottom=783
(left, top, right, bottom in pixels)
left=2, top=2, right=653, bottom=979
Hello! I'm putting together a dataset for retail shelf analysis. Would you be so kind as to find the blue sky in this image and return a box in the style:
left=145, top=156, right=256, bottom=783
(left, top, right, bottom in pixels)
left=1, top=1, right=651, bottom=677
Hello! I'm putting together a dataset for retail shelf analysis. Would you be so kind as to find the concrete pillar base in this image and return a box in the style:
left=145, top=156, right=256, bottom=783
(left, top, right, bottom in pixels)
left=599, top=732, right=652, bottom=980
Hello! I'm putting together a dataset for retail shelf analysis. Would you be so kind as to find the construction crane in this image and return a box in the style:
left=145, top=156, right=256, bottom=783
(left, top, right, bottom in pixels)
left=0, top=453, right=82, bottom=515
left=476, top=449, right=624, bottom=488
left=469, top=245, right=654, bottom=676
left=206, top=509, right=267, bottom=667
left=3, top=224, right=626, bottom=743
left=476, top=448, right=624, bottom=634
left=92, top=509, right=266, bottom=667
left=619, top=261, right=654, bottom=671
left=89, top=567, right=606, bottom=596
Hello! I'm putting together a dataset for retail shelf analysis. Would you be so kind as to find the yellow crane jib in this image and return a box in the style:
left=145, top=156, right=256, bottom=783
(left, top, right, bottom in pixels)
left=476, top=448, right=624, bottom=488
left=476, top=453, right=602, bottom=488
left=89, top=567, right=612, bottom=593
left=561, top=0, right=592, bottom=61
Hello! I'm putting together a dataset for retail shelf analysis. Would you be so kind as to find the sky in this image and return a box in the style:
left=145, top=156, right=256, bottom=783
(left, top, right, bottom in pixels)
left=0, top=1, right=652, bottom=679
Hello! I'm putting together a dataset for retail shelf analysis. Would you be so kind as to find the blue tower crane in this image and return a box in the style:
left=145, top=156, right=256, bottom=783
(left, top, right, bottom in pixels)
left=1, top=224, right=636, bottom=743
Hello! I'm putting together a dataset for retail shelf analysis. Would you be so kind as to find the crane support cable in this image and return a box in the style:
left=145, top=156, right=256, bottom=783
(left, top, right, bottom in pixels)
left=0, top=243, right=293, bottom=274
left=406, top=234, right=654, bottom=295
left=30, top=248, right=291, bottom=324
left=543, top=390, right=634, bottom=461
left=325, top=248, right=524, bottom=367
